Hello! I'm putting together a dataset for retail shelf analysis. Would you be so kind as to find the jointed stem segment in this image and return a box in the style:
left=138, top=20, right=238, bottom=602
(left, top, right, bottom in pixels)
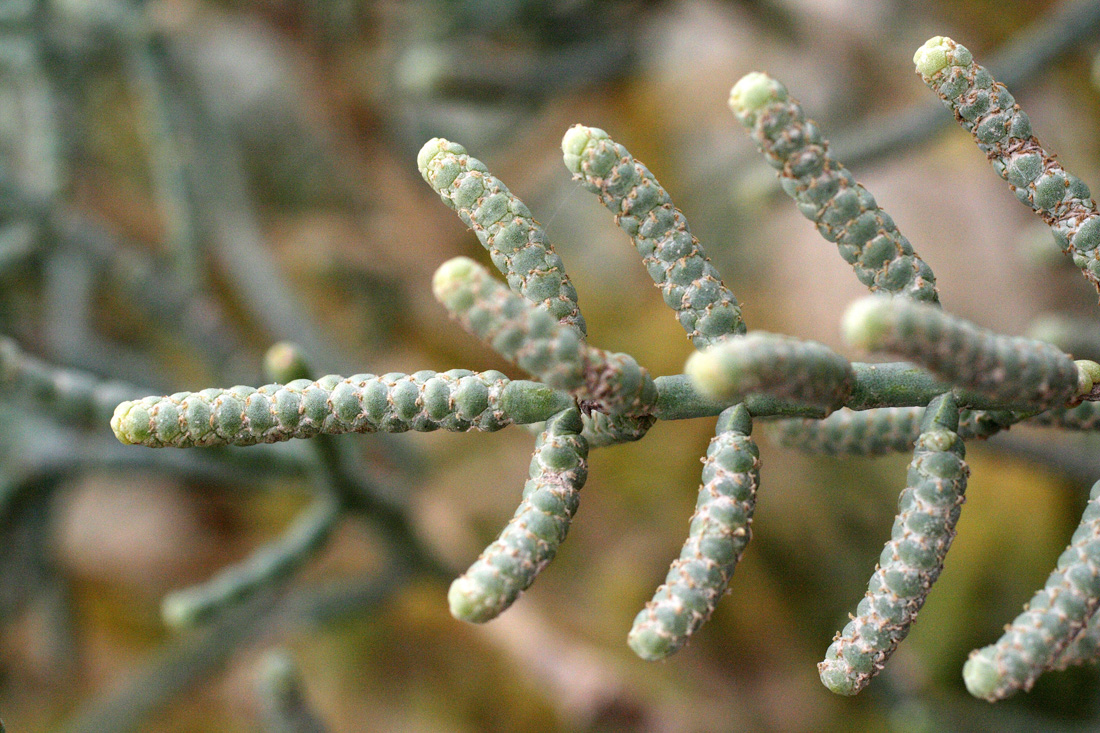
left=916, top=36, right=1100, bottom=293
left=112, top=369, right=567, bottom=448
left=433, top=257, right=657, bottom=417
left=448, top=407, right=588, bottom=623
left=102, top=38, right=1100, bottom=701
left=843, top=296, right=1090, bottom=411
left=686, top=332, right=853, bottom=411
left=964, top=479, right=1100, bottom=700
left=819, top=393, right=968, bottom=695
left=418, top=137, right=587, bottom=335
left=562, top=125, right=746, bottom=348
left=729, top=73, right=939, bottom=304
left=628, top=404, right=759, bottom=659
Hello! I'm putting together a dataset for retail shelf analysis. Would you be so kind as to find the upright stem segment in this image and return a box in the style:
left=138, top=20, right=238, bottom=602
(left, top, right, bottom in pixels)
left=419, top=138, right=586, bottom=335
left=562, top=125, right=746, bottom=348
left=728, top=73, right=939, bottom=304
left=915, top=35, right=1100, bottom=292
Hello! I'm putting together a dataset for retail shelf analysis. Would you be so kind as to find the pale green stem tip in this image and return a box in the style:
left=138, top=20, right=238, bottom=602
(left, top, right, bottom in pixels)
left=728, top=72, right=786, bottom=116
left=684, top=348, right=733, bottom=401
left=1076, top=360, right=1100, bottom=396
left=264, top=341, right=311, bottom=384
left=111, top=401, right=146, bottom=445
left=627, top=626, right=672, bottom=661
left=561, top=124, right=609, bottom=174
left=448, top=575, right=494, bottom=623
left=840, top=296, right=891, bottom=351
left=161, top=593, right=196, bottom=630
left=819, top=666, right=860, bottom=696
left=416, top=136, right=466, bottom=177
left=432, top=256, right=480, bottom=306
left=913, top=36, right=952, bottom=77
left=962, top=653, right=1000, bottom=701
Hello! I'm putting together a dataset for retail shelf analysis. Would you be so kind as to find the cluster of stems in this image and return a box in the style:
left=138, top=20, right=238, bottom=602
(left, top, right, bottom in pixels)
left=102, top=34, right=1100, bottom=704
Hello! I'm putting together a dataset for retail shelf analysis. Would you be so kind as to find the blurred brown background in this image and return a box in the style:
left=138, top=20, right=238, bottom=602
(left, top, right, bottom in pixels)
left=2, top=0, right=1100, bottom=730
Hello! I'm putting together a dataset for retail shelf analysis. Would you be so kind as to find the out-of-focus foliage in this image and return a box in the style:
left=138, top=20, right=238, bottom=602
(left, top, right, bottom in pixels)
left=3, top=1, right=1100, bottom=731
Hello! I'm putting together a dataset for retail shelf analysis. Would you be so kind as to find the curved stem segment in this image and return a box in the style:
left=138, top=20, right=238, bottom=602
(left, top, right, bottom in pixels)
left=963, top=479, right=1100, bottom=701
left=161, top=492, right=341, bottom=629
left=728, top=73, right=939, bottom=304
left=562, top=125, right=746, bottom=348
left=915, top=35, right=1100, bottom=292
left=448, top=408, right=588, bottom=622
left=1, top=337, right=143, bottom=428
left=628, top=404, right=759, bottom=660
left=819, top=393, right=968, bottom=695
left=434, top=257, right=657, bottom=416
left=843, top=295, right=1089, bottom=410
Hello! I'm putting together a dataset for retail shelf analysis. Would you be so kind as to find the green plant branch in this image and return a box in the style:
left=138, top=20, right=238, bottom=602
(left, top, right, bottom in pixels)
left=964, top=479, right=1100, bottom=700
left=103, top=31, right=1100, bottom=706
left=819, top=392, right=969, bottom=695
left=916, top=35, right=1100, bottom=293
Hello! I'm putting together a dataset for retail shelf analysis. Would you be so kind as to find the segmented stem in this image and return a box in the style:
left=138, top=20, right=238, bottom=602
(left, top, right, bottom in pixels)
left=915, top=36, right=1100, bottom=292
left=162, top=493, right=341, bottom=629
left=963, top=479, right=1100, bottom=700
left=1049, top=604, right=1100, bottom=672
left=843, top=296, right=1088, bottom=410
left=448, top=408, right=588, bottom=622
left=773, top=407, right=1020, bottom=456
left=1029, top=401, right=1100, bottom=431
left=771, top=407, right=925, bottom=457
left=819, top=393, right=968, bottom=695
left=628, top=404, right=760, bottom=660
left=729, top=73, right=939, bottom=304
left=562, top=125, right=746, bottom=348
left=433, top=257, right=657, bottom=416
left=686, top=332, right=853, bottom=411
left=418, top=137, right=586, bottom=335
left=111, top=370, right=568, bottom=448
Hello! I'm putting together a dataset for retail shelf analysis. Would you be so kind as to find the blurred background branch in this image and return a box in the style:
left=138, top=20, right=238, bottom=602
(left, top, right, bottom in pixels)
left=2, top=0, right=1100, bottom=731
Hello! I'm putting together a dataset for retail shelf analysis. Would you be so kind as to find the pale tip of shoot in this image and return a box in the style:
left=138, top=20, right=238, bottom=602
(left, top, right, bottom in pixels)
left=913, top=36, right=953, bottom=78
left=160, top=592, right=198, bottom=631
left=416, top=137, right=446, bottom=176
left=264, top=341, right=311, bottom=384
left=685, top=348, right=736, bottom=401
left=561, top=124, right=608, bottom=174
left=728, top=72, right=786, bottom=118
left=432, top=256, right=481, bottom=306
left=416, top=137, right=467, bottom=178
left=111, top=401, right=145, bottom=445
left=1075, top=360, right=1100, bottom=397
left=818, top=662, right=860, bottom=696
left=447, top=576, right=495, bottom=623
left=627, top=620, right=674, bottom=661
left=962, top=651, right=1001, bottom=701
left=841, top=297, right=892, bottom=352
